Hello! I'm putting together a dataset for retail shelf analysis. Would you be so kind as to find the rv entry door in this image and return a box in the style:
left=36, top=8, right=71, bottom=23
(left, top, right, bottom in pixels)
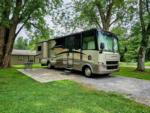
left=65, top=37, right=74, bottom=68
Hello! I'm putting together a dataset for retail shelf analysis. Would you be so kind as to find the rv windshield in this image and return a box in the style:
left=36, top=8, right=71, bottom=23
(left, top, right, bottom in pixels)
left=98, top=31, right=118, bottom=52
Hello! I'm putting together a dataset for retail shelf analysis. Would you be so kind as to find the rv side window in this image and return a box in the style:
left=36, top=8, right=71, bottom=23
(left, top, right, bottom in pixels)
left=38, top=46, right=41, bottom=51
left=82, top=36, right=96, bottom=50
left=65, top=36, right=75, bottom=50
left=55, top=38, right=65, bottom=48
left=74, top=35, right=81, bottom=50
left=82, top=30, right=96, bottom=50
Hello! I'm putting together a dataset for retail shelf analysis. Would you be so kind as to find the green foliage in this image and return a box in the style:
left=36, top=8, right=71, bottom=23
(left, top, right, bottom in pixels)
left=0, top=0, right=62, bottom=49
left=0, top=68, right=150, bottom=113
left=7, top=0, right=62, bottom=50
left=124, top=36, right=141, bottom=62
left=52, top=0, right=126, bottom=32
left=112, top=27, right=127, bottom=61
left=14, top=37, right=29, bottom=50
left=72, top=0, right=125, bottom=29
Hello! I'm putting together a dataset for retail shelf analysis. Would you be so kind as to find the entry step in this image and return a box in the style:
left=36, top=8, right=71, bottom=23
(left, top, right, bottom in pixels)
left=65, top=67, right=73, bottom=70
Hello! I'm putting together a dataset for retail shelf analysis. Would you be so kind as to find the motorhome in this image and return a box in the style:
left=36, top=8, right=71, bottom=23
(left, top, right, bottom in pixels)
left=37, top=28, right=120, bottom=77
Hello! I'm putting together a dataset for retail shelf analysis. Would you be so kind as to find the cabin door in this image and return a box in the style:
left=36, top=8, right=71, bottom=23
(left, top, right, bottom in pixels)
left=66, top=37, right=74, bottom=68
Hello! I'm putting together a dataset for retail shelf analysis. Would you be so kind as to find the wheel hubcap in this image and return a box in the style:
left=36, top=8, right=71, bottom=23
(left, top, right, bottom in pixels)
left=85, top=68, right=91, bottom=76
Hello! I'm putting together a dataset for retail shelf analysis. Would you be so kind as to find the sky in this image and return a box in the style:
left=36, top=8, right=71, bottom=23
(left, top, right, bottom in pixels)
left=17, top=0, right=72, bottom=39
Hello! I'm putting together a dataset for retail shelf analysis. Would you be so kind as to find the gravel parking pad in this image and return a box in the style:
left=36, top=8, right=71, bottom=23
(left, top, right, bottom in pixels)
left=18, top=68, right=150, bottom=106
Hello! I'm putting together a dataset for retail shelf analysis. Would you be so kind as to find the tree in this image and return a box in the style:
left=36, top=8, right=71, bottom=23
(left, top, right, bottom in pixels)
left=14, top=37, right=28, bottom=50
left=51, top=0, right=125, bottom=34
left=72, top=0, right=125, bottom=31
left=124, top=36, right=140, bottom=62
left=137, top=0, right=150, bottom=71
left=0, top=0, right=62, bottom=68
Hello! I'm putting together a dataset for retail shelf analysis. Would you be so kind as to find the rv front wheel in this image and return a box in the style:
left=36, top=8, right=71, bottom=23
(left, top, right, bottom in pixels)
left=84, top=67, right=92, bottom=77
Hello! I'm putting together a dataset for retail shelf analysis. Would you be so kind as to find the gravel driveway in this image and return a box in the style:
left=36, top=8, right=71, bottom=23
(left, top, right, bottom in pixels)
left=18, top=68, right=150, bottom=106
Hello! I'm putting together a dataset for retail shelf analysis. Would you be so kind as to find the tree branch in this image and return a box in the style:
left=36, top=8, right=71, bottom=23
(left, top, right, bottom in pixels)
left=110, top=17, right=118, bottom=26
left=15, top=1, right=38, bottom=38
left=15, top=16, right=31, bottom=38
left=147, top=21, right=150, bottom=34
left=11, top=0, right=23, bottom=23
left=94, top=18, right=102, bottom=29
left=91, top=16, right=102, bottom=29
left=139, top=0, right=146, bottom=32
left=15, top=23, right=25, bottom=38
left=18, top=0, right=29, bottom=19
left=110, top=12, right=125, bottom=27
left=106, top=0, right=114, bottom=24
left=95, top=0, right=106, bottom=22
left=95, top=1, right=108, bottom=30
left=146, top=0, right=150, bottom=14
left=30, top=22, right=40, bottom=30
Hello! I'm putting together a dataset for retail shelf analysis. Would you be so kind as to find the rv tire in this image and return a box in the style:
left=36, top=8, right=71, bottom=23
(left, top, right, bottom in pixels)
left=47, top=62, right=52, bottom=69
left=83, top=66, right=92, bottom=77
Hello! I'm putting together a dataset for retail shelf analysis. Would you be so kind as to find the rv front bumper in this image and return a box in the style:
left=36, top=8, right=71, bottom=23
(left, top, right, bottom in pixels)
left=93, top=62, right=119, bottom=74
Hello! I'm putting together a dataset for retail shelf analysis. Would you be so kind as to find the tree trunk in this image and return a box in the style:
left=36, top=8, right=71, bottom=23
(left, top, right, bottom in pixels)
left=0, top=27, right=5, bottom=66
left=136, top=0, right=150, bottom=72
left=137, top=46, right=146, bottom=71
left=102, top=22, right=110, bottom=31
left=95, top=0, right=113, bottom=31
left=0, top=24, right=17, bottom=68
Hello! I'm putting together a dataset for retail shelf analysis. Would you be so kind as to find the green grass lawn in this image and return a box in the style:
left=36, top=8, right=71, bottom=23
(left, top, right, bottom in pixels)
left=113, top=67, right=150, bottom=80
left=0, top=68, right=150, bottom=113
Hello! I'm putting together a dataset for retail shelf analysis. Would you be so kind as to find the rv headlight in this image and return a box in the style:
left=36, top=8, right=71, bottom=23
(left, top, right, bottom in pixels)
left=98, top=62, right=106, bottom=67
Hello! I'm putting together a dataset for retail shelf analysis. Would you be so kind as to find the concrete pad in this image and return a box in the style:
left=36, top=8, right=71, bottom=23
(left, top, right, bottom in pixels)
left=18, top=68, right=73, bottom=83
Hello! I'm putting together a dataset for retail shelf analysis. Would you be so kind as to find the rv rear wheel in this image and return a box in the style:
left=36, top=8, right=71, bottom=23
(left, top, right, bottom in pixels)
left=84, top=67, right=92, bottom=77
left=47, top=62, right=52, bottom=69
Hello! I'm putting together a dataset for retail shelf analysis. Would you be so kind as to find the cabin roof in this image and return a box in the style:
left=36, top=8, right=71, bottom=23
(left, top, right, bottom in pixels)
left=12, top=49, right=36, bottom=56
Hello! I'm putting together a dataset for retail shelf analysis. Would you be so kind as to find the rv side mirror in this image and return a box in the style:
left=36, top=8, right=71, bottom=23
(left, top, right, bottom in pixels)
left=100, top=42, right=104, bottom=50
left=99, top=43, right=104, bottom=53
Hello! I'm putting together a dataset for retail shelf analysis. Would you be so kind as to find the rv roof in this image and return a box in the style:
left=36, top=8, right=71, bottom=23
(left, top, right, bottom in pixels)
left=38, top=28, right=117, bottom=43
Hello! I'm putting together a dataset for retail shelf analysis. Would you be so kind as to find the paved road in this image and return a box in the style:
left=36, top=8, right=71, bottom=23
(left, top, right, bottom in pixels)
left=18, top=68, right=150, bottom=106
